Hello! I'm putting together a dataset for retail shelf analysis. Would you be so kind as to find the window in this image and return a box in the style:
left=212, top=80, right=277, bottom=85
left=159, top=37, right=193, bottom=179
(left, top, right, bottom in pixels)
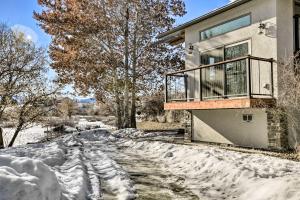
left=200, top=47, right=224, bottom=98
left=200, top=47, right=224, bottom=65
left=200, top=41, right=250, bottom=99
left=243, top=114, right=253, bottom=122
left=209, top=67, right=216, bottom=80
left=200, top=14, right=251, bottom=41
left=224, top=42, right=249, bottom=96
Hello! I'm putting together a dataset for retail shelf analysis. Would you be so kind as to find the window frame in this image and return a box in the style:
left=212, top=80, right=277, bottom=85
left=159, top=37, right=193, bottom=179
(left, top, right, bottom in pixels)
left=199, top=40, right=252, bottom=99
left=243, top=114, right=253, bottom=123
left=199, top=13, right=252, bottom=42
left=199, top=39, right=252, bottom=65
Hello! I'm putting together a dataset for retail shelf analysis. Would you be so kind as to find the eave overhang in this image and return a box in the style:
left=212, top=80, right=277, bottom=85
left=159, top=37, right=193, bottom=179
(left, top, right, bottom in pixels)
left=157, top=0, right=253, bottom=43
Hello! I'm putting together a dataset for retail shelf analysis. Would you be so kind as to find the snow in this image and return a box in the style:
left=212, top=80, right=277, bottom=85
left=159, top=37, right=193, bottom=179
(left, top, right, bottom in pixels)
left=0, top=129, right=135, bottom=200
left=2, top=119, right=115, bottom=147
left=0, top=155, right=62, bottom=200
left=78, top=130, right=136, bottom=199
left=1, top=125, right=300, bottom=200
left=3, top=125, right=47, bottom=146
left=111, top=128, right=178, bottom=139
left=111, top=128, right=145, bottom=138
left=77, top=119, right=115, bottom=131
left=120, top=137, right=300, bottom=200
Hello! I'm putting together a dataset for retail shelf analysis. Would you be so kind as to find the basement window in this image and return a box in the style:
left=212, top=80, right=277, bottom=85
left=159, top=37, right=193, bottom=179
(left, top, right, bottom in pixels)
left=243, top=114, right=253, bottom=122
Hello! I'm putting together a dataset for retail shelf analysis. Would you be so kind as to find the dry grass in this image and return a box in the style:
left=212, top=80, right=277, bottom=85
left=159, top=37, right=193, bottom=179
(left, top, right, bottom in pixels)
left=137, top=121, right=183, bottom=131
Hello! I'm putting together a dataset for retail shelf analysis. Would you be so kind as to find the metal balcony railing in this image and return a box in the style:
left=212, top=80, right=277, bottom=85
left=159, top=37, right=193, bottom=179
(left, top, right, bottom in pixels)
left=165, top=55, right=274, bottom=103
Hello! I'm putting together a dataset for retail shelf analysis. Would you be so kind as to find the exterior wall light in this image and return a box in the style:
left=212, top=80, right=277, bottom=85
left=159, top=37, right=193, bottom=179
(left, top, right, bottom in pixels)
left=258, top=21, right=266, bottom=35
left=188, top=43, right=194, bottom=54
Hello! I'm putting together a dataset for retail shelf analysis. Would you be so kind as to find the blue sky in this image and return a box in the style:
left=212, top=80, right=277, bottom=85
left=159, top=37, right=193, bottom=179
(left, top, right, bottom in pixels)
left=0, top=0, right=231, bottom=95
left=0, top=0, right=231, bottom=47
left=0, top=1, right=51, bottom=47
left=176, top=0, right=232, bottom=25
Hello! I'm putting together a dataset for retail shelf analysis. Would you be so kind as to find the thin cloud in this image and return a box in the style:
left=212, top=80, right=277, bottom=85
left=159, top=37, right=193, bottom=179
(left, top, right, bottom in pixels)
left=11, top=24, right=38, bottom=43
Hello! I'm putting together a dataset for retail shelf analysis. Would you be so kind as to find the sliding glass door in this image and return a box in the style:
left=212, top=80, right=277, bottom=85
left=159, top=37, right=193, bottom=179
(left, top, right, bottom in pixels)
left=201, top=47, right=224, bottom=99
left=200, top=41, right=249, bottom=99
left=224, top=42, right=249, bottom=96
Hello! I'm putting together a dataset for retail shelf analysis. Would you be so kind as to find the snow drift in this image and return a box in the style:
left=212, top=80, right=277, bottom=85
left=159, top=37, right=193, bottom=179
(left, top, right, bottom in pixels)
left=122, top=139, right=300, bottom=200
left=111, top=128, right=178, bottom=139
left=0, top=155, right=61, bottom=200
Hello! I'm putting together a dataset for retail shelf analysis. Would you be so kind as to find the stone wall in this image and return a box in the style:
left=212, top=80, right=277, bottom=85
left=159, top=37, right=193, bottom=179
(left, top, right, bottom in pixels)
left=183, top=111, right=192, bottom=142
left=266, top=109, right=289, bottom=150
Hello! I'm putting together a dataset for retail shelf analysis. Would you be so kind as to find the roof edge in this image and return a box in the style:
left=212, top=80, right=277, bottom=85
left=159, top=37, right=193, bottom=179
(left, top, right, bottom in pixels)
left=158, top=0, right=253, bottom=39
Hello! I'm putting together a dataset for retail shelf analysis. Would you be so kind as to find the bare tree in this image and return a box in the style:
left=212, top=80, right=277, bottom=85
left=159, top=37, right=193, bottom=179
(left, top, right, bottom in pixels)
left=274, top=54, right=300, bottom=149
left=0, top=23, right=47, bottom=122
left=7, top=80, right=59, bottom=147
left=58, top=97, right=76, bottom=119
left=0, top=23, right=59, bottom=147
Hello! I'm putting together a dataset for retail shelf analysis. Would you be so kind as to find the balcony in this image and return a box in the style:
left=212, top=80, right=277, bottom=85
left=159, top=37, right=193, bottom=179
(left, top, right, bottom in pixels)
left=165, top=55, right=276, bottom=110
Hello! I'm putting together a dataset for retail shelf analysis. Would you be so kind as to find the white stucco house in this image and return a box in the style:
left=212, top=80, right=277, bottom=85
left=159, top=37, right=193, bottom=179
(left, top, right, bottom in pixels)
left=159, top=0, right=300, bottom=150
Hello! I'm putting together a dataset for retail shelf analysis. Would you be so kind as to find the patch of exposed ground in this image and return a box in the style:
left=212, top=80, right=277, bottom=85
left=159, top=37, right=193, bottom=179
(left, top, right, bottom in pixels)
left=137, top=121, right=183, bottom=131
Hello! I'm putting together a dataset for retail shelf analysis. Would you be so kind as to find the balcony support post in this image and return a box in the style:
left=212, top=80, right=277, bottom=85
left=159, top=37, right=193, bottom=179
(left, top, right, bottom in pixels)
left=247, top=57, right=252, bottom=98
left=184, top=74, right=188, bottom=102
left=165, top=75, right=168, bottom=103
left=199, top=69, right=203, bottom=101
left=270, top=59, right=274, bottom=98
left=223, top=64, right=227, bottom=98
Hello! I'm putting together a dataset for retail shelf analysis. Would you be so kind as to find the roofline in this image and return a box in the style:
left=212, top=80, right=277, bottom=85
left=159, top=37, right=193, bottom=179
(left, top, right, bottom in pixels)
left=158, top=0, right=253, bottom=39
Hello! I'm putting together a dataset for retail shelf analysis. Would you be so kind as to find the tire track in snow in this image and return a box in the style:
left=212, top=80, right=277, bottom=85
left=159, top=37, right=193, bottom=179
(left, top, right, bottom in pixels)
left=103, top=145, right=199, bottom=200
left=54, top=137, right=99, bottom=200
left=52, top=135, right=102, bottom=200
left=78, top=133, right=136, bottom=200
left=82, top=133, right=198, bottom=200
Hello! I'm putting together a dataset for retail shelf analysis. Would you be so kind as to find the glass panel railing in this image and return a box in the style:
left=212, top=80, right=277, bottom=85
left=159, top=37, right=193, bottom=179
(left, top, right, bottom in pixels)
left=225, top=59, right=247, bottom=97
left=201, top=64, right=224, bottom=99
left=166, top=74, right=186, bottom=102
left=165, top=56, right=274, bottom=103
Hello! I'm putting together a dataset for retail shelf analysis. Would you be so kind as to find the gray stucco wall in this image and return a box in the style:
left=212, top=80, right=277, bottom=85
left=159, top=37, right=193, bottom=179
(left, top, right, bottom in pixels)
left=192, top=109, right=269, bottom=148
left=182, top=0, right=299, bottom=149
left=277, top=0, right=294, bottom=60
left=185, top=0, right=278, bottom=98
left=186, top=0, right=276, bottom=59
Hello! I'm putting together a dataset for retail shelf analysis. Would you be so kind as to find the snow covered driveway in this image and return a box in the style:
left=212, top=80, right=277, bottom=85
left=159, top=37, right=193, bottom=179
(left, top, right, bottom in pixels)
left=1, top=128, right=300, bottom=200
left=0, top=129, right=137, bottom=200
left=0, top=129, right=198, bottom=200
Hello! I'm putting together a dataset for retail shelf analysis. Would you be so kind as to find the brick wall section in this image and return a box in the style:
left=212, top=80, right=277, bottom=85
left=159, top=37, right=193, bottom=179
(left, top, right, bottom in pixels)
left=266, top=110, right=289, bottom=150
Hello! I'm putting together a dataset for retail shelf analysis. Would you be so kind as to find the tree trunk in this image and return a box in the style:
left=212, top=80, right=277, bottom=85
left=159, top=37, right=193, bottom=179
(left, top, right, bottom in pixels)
left=8, top=122, right=23, bottom=147
left=0, top=127, right=4, bottom=149
left=130, top=16, right=138, bottom=128
left=123, top=6, right=130, bottom=128
left=0, top=95, right=8, bottom=122
left=116, top=92, right=122, bottom=129
left=130, top=80, right=137, bottom=128
left=113, top=65, right=122, bottom=129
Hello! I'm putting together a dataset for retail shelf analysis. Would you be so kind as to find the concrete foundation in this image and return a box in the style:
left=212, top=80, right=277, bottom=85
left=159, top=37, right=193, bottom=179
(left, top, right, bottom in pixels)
left=189, top=108, right=290, bottom=150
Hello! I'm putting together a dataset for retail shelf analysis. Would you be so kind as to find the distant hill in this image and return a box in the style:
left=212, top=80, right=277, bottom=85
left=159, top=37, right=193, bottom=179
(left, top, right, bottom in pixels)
left=76, top=98, right=96, bottom=104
